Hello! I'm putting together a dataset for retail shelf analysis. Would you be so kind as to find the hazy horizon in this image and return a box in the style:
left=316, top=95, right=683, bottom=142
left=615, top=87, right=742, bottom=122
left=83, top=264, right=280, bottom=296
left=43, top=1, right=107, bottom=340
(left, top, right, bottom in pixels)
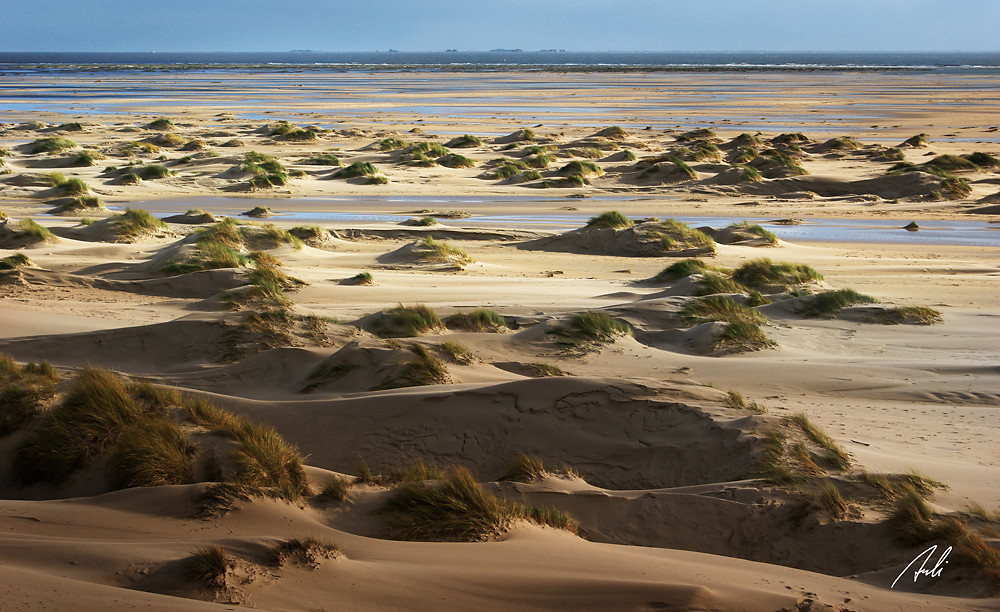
left=4, top=0, right=998, bottom=53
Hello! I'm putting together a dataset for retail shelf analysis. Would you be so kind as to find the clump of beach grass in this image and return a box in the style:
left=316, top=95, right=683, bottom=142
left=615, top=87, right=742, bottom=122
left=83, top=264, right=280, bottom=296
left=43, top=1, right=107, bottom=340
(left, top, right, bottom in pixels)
left=0, top=253, right=32, bottom=271
left=378, top=137, right=407, bottom=151
left=548, top=312, right=631, bottom=349
left=445, top=134, right=483, bottom=148
left=643, top=219, right=716, bottom=255
left=724, top=390, right=767, bottom=414
left=653, top=258, right=717, bottom=283
left=374, top=343, right=450, bottom=390
left=498, top=453, right=547, bottom=483
left=800, top=289, right=878, bottom=318
left=0, top=354, right=59, bottom=437
left=268, top=537, right=341, bottom=566
left=110, top=420, right=197, bottom=489
left=680, top=295, right=767, bottom=326
left=55, top=177, right=89, bottom=195
left=146, top=118, right=175, bottom=131
left=381, top=466, right=576, bottom=541
left=113, top=208, right=167, bottom=240
left=522, top=362, right=573, bottom=377
left=692, top=272, right=745, bottom=296
left=559, top=160, right=603, bottom=178
left=585, top=211, right=632, bottom=230
left=786, top=413, right=850, bottom=470
left=71, top=150, right=105, bottom=166
left=867, top=306, right=943, bottom=325
left=367, top=304, right=444, bottom=338
left=732, top=258, right=823, bottom=288
left=31, top=137, right=76, bottom=154
left=318, top=475, right=355, bottom=503
left=15, top=219, right=55, bottom=243
left=726, top=221, right=776, bottom=244
left=714, top=319, right=775, bottom=353
left=415, top=236, right=473, bottom=266
left=436, top=153, right=476, bottom=169
left=444, top=309, right=506, bottom=332
left=345, top=271, right=374, bottom=286
left=331, top=161, right=378, bottom=179
left=437, top=341, right=475, bottom=365
left=302, top=153, right=341, bottom=166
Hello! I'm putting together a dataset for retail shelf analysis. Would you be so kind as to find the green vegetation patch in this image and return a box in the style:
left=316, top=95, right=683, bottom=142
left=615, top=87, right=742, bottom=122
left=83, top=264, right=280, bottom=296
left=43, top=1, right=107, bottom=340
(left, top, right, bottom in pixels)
left=31, top=137, right=77, bottom=154
left=800, top=289, right=877, bottom=318
left=866, top=306, right=942, bottom=325
left=444, top=309, right=507, bottom=332
left=732, top=258, right=823, bottom=288
left=113, top=208, right=167, bottom=240
left=381, top=467, right=576, bottom=541
left=585, top=210, right=632, bottom=229
left=680, top=295, right=768, bottom=326
left=445, top=134, right=483, bottom=148
left=331, top=161, right=378, bottom=179
left=0, top=354, right=59, bottom=437
left=367, top=304, right=444, bottom=338
left=548, top=312, right=631, bottom=349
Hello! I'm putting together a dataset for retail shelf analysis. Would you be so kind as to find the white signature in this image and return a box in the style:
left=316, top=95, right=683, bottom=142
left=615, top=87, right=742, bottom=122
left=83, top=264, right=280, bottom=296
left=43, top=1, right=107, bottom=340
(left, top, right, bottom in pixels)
left=891, top=544, right=952, bottom=589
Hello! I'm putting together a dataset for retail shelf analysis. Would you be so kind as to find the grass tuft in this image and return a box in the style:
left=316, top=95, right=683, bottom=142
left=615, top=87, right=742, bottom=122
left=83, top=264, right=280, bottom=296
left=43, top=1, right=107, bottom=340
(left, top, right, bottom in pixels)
left=681, top=295, right=767, bottom=326
left=110, top=420, right=196, bottom=488
left=498, top=453, right=547, bottom=483
left=31, top=137, right=76, bottom=154
left=866, top=306, right=942, bottom=325
left=445, top=309, right=507, bottom=332
left=332, top=161, right=378, bottom=179
left=368, top=304, right=444, bottom=338
left=186, top=545, right=229, bottom=586
left=113, top=208, right=167, bottom=240
left=548, top=312, right=631, bottom=349
left=732, top=258, right=823, bottom=288
left=800, top=289, right=877, bottom=318
left=585, top=211, right=632, bottom=230
left=318, top=475, right=355, bottom=503
left=787, top=413, right=850, bottom=470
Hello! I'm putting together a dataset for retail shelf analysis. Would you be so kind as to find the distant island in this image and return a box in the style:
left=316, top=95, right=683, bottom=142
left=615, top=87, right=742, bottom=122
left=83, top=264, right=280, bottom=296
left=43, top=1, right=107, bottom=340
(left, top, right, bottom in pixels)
left=489, top=48, right=522, bottom=53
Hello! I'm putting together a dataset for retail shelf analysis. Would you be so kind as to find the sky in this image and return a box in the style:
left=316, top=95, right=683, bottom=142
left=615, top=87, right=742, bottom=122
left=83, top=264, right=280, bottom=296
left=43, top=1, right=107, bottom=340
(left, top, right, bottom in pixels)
left=2, top=0, right=998, bottom=53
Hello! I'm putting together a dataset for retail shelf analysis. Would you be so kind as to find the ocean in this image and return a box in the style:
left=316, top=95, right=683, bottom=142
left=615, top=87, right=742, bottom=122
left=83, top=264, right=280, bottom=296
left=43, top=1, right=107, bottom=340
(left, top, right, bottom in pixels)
left=2, top=51, right=999, bottom=74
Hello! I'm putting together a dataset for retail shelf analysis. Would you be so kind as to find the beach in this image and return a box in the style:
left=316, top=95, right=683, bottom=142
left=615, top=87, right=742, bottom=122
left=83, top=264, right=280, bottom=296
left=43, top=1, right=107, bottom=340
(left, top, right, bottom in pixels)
left=0, top=66, right=999, bottom=610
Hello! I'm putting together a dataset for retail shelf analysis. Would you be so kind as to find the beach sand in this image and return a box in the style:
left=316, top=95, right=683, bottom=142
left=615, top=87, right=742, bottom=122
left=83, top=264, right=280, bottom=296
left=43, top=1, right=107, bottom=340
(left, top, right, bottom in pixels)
left=0, top=71, right=998, bottom=610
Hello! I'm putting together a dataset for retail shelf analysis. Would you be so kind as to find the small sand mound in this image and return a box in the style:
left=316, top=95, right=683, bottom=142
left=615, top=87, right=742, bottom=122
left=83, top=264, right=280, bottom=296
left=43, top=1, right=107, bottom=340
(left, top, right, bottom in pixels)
left=521, top=219, right=715, bottom=258
left=376, top=238, right=473, bottom=270
left=163, top=210, right=217, bottom=224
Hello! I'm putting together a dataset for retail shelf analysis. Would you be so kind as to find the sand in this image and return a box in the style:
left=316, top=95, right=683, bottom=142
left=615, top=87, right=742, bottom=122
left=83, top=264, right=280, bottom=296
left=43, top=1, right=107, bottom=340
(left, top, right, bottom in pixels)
left=0, top=70, right=998, bottom=611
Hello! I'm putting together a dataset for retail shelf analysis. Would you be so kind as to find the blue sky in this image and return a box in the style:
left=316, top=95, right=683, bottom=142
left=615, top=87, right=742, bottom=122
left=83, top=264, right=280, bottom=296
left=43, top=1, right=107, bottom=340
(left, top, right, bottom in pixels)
left=2, top=0, right=998, bottom=52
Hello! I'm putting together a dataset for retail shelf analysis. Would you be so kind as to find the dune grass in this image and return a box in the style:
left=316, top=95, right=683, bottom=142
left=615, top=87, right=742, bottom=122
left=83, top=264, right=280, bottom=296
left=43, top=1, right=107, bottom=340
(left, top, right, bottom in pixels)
left=445, top=134, right=483, bottom=148
left=0, top=354, right=59, bottom=437
left=318, top=475, right=355, bottom=503
left=715, top=319, right=775, bottom=353
left=0, top=253, right=32, bottom=271
left=866, top=306, right=943, bottom=325
left=332, top=161, right=378, bottom=179
left=724, top=390, right=767, bottom=414
left=693, top=272, right=746, bottom=296
left=438, top=341, right=475, bottom=364
left=137, top=164, right=173, bottom=180
left=113, top=208, right=167, bottom=240
left=444, top=309, right=507, bottom=332
left=677, top=128, right=717, bottom=142
left=31, top=137, right=77, bottom=154
left=71, top=150, right=105, bottom=166
left=268, top=537, right=341, bottom=566
left=585, top=210, right=632, bottom=230
left=378, top=137, right=407, bottom=151
left=381, top=467, right=576, bottom=541
left=644, top=219, right=715, bottom=254
left=498, top=453, right=547, bottom=483
left=414, top=216, right=437, bottom=226
left=415, top=236, right=472, bottom=265
left=522, top=362, right=573, bottom=377
left=727, top=221, right=776, bottom=244
left=302, top=153, right=341, bottom=166
left=13, top=367, right=147, bottom=484
left=55, top=177, right=89, bottom=195
left=436, top=153, right=476, bottom=169
left=800, top=289, right=878, bottom=318
left=374, top=343, right=450, bottom=390
left=368, top=304, right=444, bottom=338
left=653, top=258, right=716, bottom=283
left=732, top=258, right=823, bottom=288
left=680, top=295, right=768, bottom=326
left=548, top=312, right=631, bottom=349
left=110, top=420, right=197, bottom=488
left=559, top=160, right=603, bottom=177
left=16, top=219, right=55, bottom=242
left=346, top=271, right=374, bottom=285
left=50, top=195, right=103, bottom=214
left=786, top=413, right=850, bottom=470
left=146, top=118, right=175, bottom=130
left=523, top=153, right=554, bottom=168
left=186, top=545, right=229, bottom=586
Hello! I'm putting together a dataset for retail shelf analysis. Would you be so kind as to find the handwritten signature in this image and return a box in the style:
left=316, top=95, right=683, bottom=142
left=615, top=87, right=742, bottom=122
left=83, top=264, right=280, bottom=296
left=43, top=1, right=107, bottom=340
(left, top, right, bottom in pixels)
left=891, top=544, right=952, bottom=589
